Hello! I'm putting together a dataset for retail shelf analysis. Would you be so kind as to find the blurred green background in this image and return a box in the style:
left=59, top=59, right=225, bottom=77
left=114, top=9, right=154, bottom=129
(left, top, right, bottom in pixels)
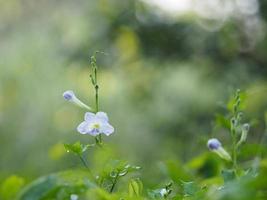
left=1, top=0, right=267, bottom=186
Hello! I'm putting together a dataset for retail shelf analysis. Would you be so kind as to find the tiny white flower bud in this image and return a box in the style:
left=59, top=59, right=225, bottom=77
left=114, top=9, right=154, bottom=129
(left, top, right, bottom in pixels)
left=63, top=90, right=75, bottom=101
left=63, top=90, right=92, bottom=111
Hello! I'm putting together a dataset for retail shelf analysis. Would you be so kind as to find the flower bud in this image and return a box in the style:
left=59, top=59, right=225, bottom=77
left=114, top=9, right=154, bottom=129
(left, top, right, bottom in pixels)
left=207, top=138, right=221, bottom=150
left=207, top=138, right=231, bottom=161
left=63, top=90, right=92, bottom=111
left=243, top=123, right=250, bottom=132
left=216, top=146, right=232, bottom=161
left=237, top=123, right=250, bottom=147
left=63, top=90, right=75, bottom=101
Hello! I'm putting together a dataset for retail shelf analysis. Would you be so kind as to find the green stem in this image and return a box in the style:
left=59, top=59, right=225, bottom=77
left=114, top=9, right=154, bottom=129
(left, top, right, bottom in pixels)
left=94, top=64, right=102, bottom=143
left=231, top=124, right=238, bottom=171
left=94, top=136, right=103, bottom=148
left=95, top=85, right=99, bottom=112
left=95, top=66, right=99, bottom=111
left=91, top=53, right=103, bottom=145
left=232, top=141, right=237, bottom=170
left=110, top=173, right=119, bottom=193
left=79, top=155, right=89, bottom=168
left=79, top=155, right=93, bottom=177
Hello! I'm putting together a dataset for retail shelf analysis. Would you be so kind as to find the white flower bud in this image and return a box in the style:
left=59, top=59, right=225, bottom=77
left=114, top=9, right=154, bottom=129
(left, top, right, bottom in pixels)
left=207, top=138, right=231, bottom=161
left=63, top=90, right=92, bottom=111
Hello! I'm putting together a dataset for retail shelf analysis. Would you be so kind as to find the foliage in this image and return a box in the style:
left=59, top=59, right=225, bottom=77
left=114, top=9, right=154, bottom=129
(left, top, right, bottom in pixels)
left=0, top=175, right=25, bottom=200
left=1, top=1, right=267, bottom=199
left=0, top=56, right=263, bottom=200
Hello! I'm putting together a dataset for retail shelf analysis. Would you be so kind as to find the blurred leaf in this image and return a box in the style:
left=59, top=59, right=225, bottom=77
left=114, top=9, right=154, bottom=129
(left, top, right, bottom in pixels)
left=0, top=175, right=25, bottom=200
left=250, top=164, right=267, bottom=191
left=181, top=181, right=199, bottom=197
left=221, top=169, right=236, bottom=183
left=17, top=170, right=94, bottom=200
left=215, top=114, right=231, bottom=130
left=164, top=160, right=192, bottom=182
left=215, top=177, right=256, bottom=200
left=200, top=176, right=223, bottom=187
left=128, top=178, right=143, bottom=197
left=85, top=188, right=120, bottom=200
left=239, top=144, right=267, bottom=159
left=147, top=188, right=163, bottom=199
left=187, top=153, right=221, bottom=178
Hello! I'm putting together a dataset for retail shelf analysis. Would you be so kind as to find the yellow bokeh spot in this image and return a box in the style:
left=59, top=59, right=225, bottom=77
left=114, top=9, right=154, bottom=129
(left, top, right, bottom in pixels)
left=49, top=143, right=66, bottom=160
left=115, top=27, right=140, bottom=61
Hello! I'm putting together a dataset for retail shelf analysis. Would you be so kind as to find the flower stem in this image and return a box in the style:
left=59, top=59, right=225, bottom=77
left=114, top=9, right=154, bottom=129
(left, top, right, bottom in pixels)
left=94, top=65, right=99, bottom=111
left=231, top=129, right=237, bottom=170
left=79, top=155, right=89, bottom=168
left=79, top=155, right=93, bottom=177
left=91, top=53, right=102, bottom=144
left=110, top=173, right=119, bottom=193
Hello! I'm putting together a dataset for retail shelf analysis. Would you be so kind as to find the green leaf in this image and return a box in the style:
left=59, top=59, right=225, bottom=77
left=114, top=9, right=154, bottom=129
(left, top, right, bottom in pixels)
left=118, top=164, right=141, bottom=177
left=221, top=169, right=236, bottom=183
left=181, top=181, right=199, bottom=197
left=64, top=141, right=92, bottom=155
left=187, top=153, right=221, bottom=178
left=17, top=169, right=94, bottom=200
left=128, top=178, right=143, bottom=197
left=0, top=175, right=25, bottom=200
left=215, top=114, right=231, bottom=130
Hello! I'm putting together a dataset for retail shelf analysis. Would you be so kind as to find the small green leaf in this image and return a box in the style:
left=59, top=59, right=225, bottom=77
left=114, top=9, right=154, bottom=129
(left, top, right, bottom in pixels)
left=128, top=178, right=143, bottom=197
left=64, top=141, right=92, bottom=155
left=118, top=164, right=141, bottom=177
left=125, top=164, right=141, bottom=172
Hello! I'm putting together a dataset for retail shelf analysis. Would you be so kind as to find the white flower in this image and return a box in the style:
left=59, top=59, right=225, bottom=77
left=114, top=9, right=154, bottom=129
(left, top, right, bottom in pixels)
left=77, top=112, right=114, bottom=136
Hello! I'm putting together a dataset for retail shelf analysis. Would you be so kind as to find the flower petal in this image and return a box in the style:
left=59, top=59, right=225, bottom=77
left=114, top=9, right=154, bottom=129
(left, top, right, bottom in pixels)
left=77, top=121, right=89, bottom=134
left=84, top=112, right=95, bottom=121
left=100, top=123, right=114, bottom=136
left=89, top=128, right=100, bottom=136
left=96, top=112, right=109, bottom=123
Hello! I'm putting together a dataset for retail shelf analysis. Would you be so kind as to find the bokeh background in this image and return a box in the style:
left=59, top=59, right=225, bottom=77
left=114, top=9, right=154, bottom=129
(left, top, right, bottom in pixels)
left=1, top=0, right=267, bottom=186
